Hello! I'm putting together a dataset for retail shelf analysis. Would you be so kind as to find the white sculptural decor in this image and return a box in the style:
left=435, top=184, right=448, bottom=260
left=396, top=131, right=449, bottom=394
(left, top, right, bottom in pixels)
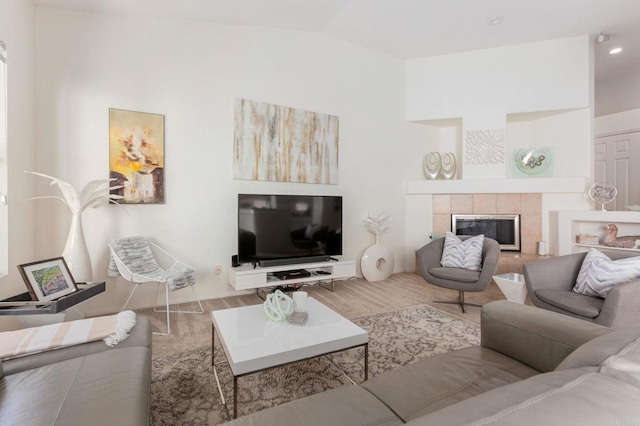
left=26, top=171, right=123, bottom=282
left=423, top=152, right=441, bottom=179
left=361, top=212, right=395, bottom=282
left=440, top=152, right=457, bottom=179
left=423, top=152, right=457, bottom=180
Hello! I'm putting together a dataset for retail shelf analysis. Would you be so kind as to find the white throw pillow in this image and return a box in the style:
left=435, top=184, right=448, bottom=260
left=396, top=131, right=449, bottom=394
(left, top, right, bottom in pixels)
left=573, top=249, right=640, bottom=298
left=440, top=232, right=484, bottom=271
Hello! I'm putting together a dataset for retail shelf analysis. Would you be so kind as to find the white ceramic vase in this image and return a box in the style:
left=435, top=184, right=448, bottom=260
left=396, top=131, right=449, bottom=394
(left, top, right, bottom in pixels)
left=441, top=152, right=457, bottom=179
left=62, top=213, right=93, bottom=282
left=423, top=152, right=442, bottom=180
left=360, top=236, right=395, bottom=282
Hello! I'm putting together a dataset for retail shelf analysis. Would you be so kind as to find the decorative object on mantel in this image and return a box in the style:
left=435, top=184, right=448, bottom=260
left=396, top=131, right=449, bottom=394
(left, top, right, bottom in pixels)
left=233, top=98, right=339, bottom=184
left=423, top=152, right=456, bottom=180
left=26, top=171, right=123, bottom=282
left=109, top=108, right=165, bottom=204
left=464, top=128, right=505, bottom=166
left=588, top=182, right=617, bottom=211
left=361, top=212, right=394, bottom=281
left=440, top=152, right=457, bottom=179
left=423, top=152, right=441, bottom=179
left=603, top=224, right=640, bottom=249
left=513, top=147, right=553, bottom=177
left=626, top=205, right=640, bottom=211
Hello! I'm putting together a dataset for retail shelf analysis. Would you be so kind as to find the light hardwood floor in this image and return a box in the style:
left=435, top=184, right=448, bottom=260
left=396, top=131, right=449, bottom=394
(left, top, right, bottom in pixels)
left=139, top=272, right=506, bottom=358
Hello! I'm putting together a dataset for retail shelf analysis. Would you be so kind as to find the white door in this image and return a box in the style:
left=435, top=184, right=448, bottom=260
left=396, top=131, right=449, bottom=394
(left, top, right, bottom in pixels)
left=594, top=131, right=640, bottom=210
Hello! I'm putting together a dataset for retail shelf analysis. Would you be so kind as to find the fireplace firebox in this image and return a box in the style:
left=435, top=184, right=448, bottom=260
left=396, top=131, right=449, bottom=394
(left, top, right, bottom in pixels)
left=452, top=214, right=521, bottom=251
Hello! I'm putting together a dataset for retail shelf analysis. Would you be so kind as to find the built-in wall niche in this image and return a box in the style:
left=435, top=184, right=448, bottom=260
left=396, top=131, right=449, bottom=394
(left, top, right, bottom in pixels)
left=411, top=107, right=590, bottom=181
left=556, top=210, right=640, bottom=255
left=414, top=117, right=462, bottom=179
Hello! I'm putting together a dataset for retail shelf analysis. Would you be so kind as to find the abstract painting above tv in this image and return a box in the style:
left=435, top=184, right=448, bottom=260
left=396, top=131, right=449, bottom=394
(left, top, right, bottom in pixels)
left=233, top=99, right=339, bottom=184
left=109, top=108, right=165, bottom=204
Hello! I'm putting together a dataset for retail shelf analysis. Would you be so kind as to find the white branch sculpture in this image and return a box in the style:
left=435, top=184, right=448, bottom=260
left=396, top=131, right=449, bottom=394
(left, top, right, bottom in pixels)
left=364, top=212, right=392, bottom=237
left=25, top=171, right=124, bottom=213
left=24, top=171, right=126, bottom=282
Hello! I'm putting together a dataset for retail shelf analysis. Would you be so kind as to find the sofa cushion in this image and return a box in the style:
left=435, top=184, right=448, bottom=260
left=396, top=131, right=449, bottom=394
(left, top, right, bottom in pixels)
left=557, top=326, right=640, bottom=371
left=480, top=301, right=612, bottom=373
left=407, top=367, right=640, bottom=425
left=573, top=248, right=640, bottom=297
left=361, top=346, right=538, bottom=422
left=440, top=232, right=484, bottom=271
left=2, top=316, right=151, bottom=376
left=534, top=289, right=603, bottom=318
left=224, top=385, right=402, bottom=426
left=599, top=333, right=640, bottom=386
left=0, top=346, right=151, bottom=426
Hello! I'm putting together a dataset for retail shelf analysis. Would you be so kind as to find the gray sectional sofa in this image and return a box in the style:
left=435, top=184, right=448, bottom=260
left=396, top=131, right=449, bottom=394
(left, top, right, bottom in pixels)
left=227, top=300, right=640, bottom=425
left=0, top=316, right=152, bottom=426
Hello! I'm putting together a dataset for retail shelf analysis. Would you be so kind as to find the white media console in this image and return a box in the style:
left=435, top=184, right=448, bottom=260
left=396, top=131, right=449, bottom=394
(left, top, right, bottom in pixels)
left=229, top=258, right=356, bottom=291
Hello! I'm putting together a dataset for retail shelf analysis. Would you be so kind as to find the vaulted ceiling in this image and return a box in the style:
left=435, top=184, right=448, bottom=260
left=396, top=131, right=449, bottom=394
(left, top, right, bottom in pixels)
left=35, top=0, right=640, bottom=82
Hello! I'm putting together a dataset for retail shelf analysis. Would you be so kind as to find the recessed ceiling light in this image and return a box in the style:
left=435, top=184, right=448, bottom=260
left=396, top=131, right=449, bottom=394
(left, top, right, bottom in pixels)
left=487, top=16, right=504, bottom=26
left=609, top=47, right=623, bottom=54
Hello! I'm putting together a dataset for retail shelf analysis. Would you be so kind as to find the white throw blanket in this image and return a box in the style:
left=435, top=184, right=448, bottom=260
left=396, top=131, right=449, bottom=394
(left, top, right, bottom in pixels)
left=0, top=310, right=136, bottom=360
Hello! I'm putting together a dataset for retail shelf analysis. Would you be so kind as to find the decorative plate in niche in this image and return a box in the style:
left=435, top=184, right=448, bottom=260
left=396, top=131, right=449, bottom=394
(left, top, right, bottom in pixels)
left=514, top=147, right=553, bottom=177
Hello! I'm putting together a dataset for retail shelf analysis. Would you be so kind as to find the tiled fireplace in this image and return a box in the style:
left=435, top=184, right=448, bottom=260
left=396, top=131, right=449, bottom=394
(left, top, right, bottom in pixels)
left=432, top=193, right=542, bottom=255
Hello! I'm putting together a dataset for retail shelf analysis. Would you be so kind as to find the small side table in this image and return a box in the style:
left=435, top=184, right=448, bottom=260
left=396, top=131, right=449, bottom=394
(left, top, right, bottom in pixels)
left=0, top=282, right=105, bottom=326
left=493, top=273, right=528, bottom=304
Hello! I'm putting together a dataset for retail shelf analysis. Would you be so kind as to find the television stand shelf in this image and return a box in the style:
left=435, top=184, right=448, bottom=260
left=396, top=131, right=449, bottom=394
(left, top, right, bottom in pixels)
left=229, top=258, right=356, bottom=291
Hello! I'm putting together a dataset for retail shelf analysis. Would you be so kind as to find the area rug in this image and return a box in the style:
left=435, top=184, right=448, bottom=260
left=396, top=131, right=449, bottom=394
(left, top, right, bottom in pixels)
left=150, top=304, right=480, bottom=425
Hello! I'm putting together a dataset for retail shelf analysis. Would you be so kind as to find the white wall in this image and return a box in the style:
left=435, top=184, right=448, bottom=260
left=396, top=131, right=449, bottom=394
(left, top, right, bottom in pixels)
left=595, top=108, right=640, bottom=135
left=404, top=36, right=593, bottom=181
left=0, top=1, right=36, bottom=303
left=595, top=70, right=640, bottom=117
left=34, top=8, right=427, bottom=315
left=405, top=36, right=591, bottom=121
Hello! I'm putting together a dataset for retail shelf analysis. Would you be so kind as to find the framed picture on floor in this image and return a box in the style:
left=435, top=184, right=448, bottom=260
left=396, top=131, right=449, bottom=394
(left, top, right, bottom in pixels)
left=18, top=257, right=78, bottom=302
left=109, top=108, right=165, bottom=204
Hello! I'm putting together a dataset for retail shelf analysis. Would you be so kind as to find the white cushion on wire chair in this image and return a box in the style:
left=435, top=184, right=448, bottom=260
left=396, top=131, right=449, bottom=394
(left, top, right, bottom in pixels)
left=108, top=236, right=196, bottom=291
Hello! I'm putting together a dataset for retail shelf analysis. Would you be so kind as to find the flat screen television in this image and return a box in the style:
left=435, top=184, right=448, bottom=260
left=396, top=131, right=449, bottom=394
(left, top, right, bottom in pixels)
left=238, top=194, right=342, bottom=265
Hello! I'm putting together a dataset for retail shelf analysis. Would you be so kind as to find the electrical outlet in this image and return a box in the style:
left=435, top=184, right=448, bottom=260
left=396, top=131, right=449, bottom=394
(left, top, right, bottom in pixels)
left=215, top=265, right=222, bottom=275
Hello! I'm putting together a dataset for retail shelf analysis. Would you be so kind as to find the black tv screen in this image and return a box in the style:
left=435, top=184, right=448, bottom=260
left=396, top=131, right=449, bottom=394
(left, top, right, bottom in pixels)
left=238, top=194, right=342, bottom=263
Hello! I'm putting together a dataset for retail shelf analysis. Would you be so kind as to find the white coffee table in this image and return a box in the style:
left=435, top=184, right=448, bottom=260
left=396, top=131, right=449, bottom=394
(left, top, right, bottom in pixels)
left=211, top=297, right=369, bottom=418
left=493, top=273, right=528, bottom=304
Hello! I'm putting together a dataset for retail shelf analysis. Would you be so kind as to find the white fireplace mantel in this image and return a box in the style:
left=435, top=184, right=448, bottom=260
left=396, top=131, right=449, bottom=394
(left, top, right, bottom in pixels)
left=405, top=177, right=588, bottom=194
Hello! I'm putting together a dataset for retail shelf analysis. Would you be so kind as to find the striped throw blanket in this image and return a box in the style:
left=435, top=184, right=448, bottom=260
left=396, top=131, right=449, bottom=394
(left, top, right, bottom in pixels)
left=0, top=311, right=136, bottom=360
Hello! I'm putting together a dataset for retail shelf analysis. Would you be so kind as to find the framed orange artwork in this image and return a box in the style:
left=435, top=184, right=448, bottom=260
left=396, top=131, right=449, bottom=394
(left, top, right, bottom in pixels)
left=109, top=108, right=165, bottom=204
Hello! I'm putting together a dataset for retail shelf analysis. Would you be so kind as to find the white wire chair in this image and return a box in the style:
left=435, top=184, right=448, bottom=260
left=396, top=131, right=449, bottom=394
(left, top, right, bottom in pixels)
left=108, top=237, right=204, bottom=335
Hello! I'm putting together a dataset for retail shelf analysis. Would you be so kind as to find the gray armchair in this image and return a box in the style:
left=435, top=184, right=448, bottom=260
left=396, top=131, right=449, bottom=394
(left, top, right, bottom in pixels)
left=523, top=252, right=640, bottom=328
left=416, top=236, right=500, bottom=313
